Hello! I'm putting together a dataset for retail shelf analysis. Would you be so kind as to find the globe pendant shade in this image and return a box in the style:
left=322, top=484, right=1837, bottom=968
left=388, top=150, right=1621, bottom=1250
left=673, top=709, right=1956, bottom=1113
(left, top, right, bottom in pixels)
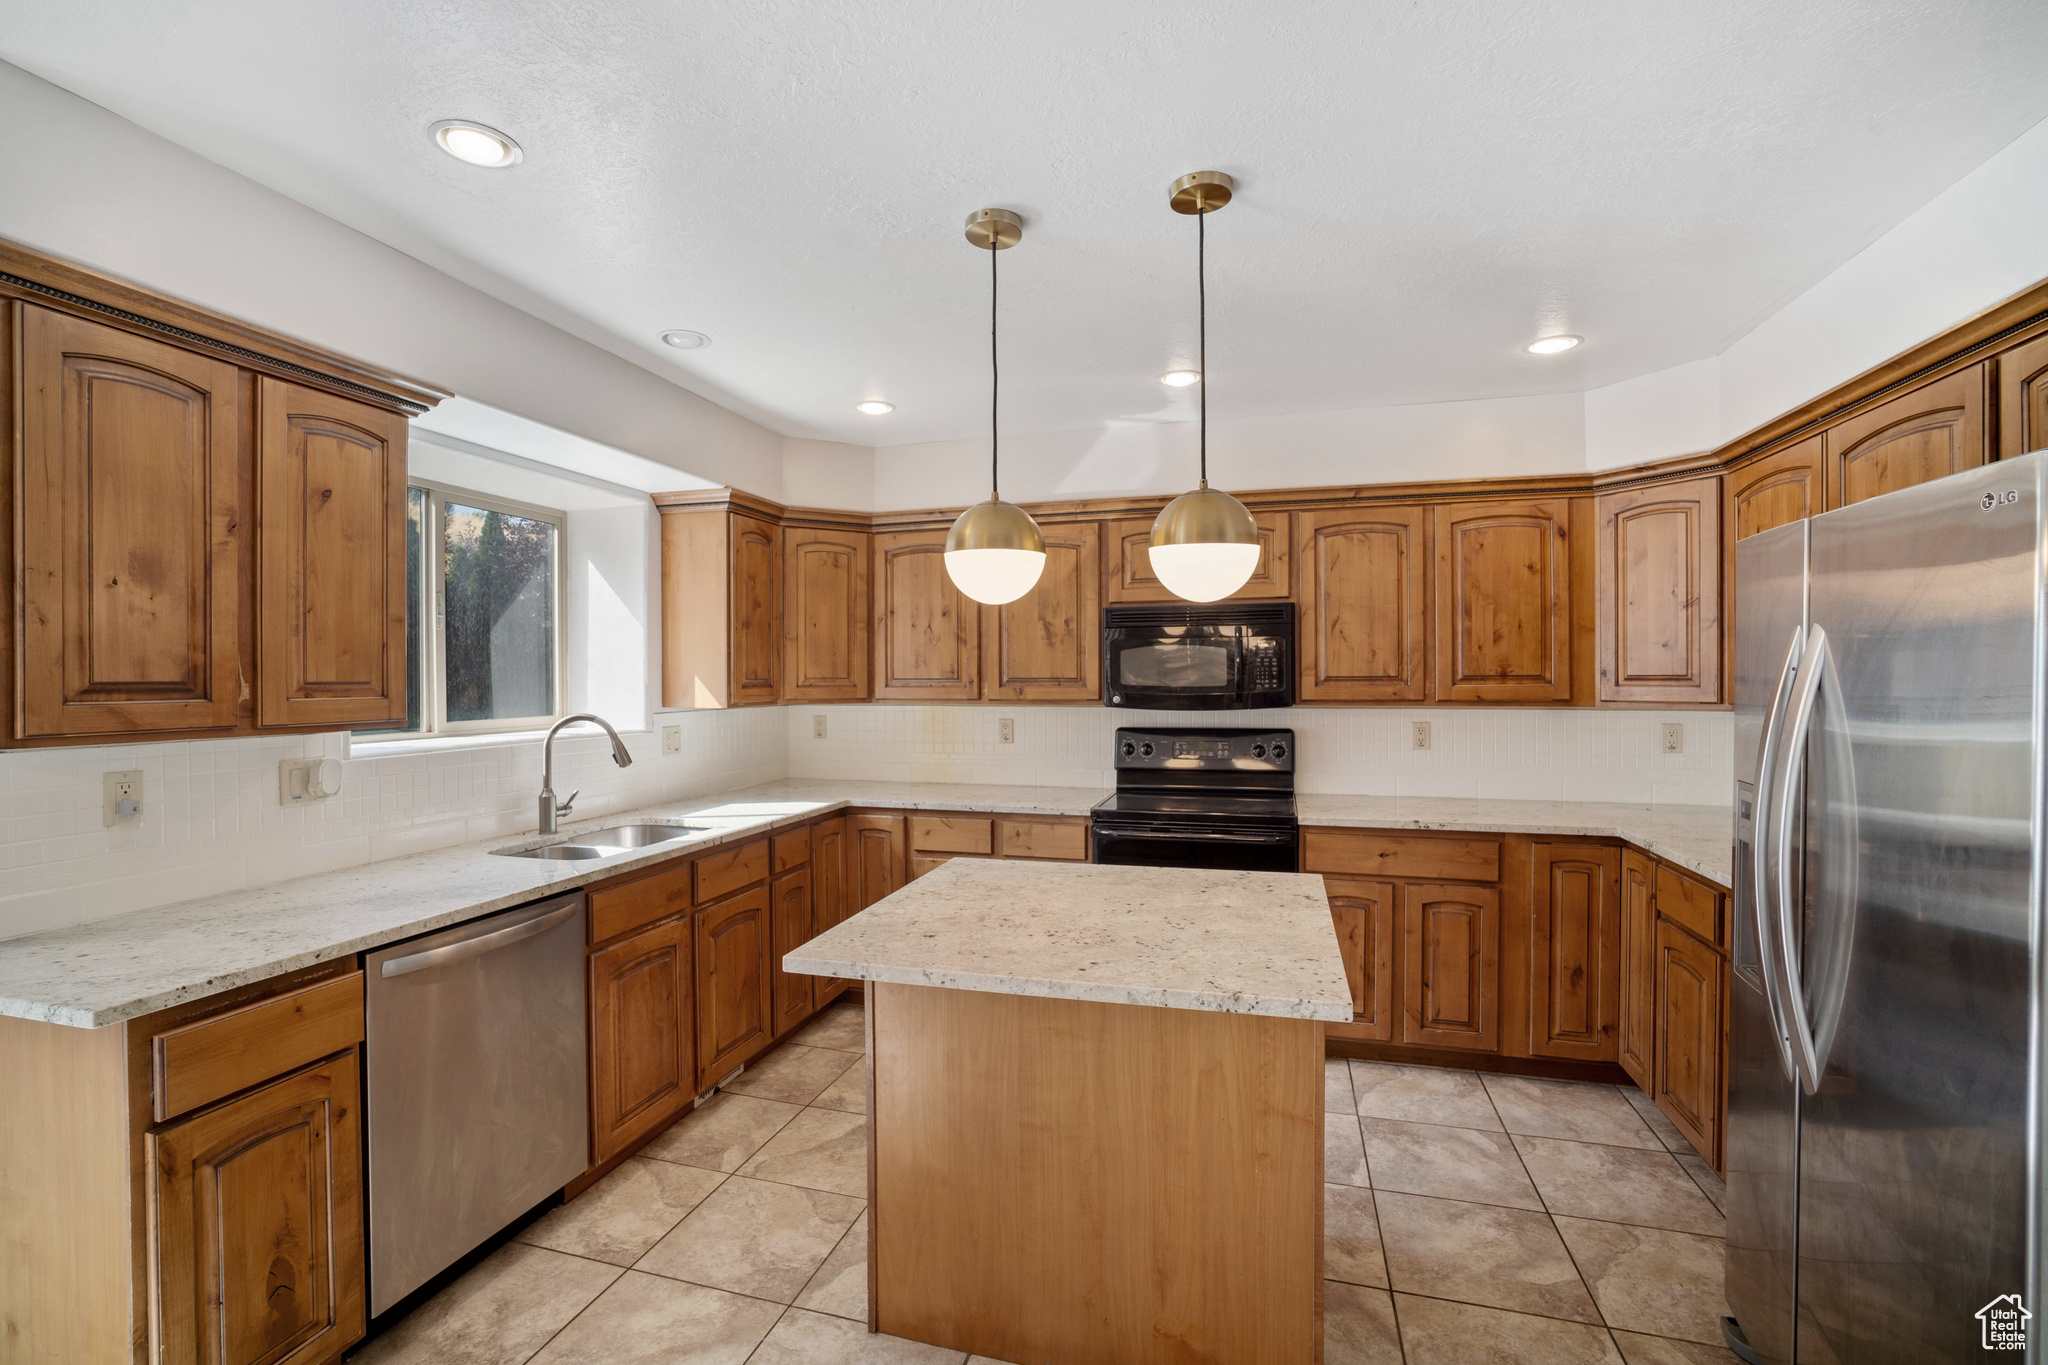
left=1149, top=485, right=1260, bottom=602
left=945, top=497, right=1046, bottom=605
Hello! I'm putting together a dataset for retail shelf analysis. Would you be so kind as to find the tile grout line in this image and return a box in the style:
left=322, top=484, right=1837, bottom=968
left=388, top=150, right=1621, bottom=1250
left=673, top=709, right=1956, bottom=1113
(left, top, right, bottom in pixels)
left=1483, top=1072, right=1618, bottom=1341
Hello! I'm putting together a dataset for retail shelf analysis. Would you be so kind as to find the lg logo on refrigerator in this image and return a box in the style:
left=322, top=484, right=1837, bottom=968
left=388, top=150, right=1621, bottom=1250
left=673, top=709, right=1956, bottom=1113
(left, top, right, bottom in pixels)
left=1982, top=489, right=2023, bottom=511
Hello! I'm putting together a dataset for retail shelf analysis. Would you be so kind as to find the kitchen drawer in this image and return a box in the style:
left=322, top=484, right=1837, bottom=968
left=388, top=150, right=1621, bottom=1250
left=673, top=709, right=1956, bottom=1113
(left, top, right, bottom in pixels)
left=1656, top=863, right=1724, bottom=948
left=152, top=972, right=364, bottom=1122
left=772, top=828, right=811, bottom=874
left=911, top=853, right=997, bottom=880
left=590, top=859, right=692, bottom=944
left=1302, top=829, right=1501, bottom=883
left=998, top=818, right=1088, bottom=861
left=695, top=838, right=770, bottom=904
left=911, top=816, right=994, bottom=855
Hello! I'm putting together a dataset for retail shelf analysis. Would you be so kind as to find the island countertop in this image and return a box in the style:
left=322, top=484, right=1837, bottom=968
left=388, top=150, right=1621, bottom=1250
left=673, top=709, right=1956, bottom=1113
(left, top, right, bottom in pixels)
left=783, top=858, right=1354, bottom=1023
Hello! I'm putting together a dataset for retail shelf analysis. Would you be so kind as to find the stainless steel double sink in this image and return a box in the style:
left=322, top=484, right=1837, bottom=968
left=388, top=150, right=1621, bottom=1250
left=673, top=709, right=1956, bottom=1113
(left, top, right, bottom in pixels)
left=493, top=823, right=710, bottom=861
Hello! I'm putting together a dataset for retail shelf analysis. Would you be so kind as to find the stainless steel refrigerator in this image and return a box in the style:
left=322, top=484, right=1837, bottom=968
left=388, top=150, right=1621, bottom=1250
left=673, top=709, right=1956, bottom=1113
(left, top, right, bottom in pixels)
left=1727, top=452, right=2042, bottom=1363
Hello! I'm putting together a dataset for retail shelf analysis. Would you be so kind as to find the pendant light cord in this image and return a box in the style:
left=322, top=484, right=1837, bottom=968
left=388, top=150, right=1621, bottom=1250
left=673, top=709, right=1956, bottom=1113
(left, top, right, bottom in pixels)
left=990, top=237, right=1000, bottom=501
left=1198, top=200, right=1207, bottom=489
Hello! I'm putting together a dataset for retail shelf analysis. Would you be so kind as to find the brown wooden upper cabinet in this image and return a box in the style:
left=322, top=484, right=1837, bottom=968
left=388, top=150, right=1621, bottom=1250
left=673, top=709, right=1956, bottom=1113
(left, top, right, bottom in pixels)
left=257, top=379, right=411, bottom=729
left=783, top=525, right=870, bottom=702
left=1433, top=499, right=1573, bottom=703
left=1728, top=435, right=1824, bottom=541
left=985, top=523, right=1101, bottom=701
left=2000, top=332, right=2048, bottom=462
left=1596, top=477, right=1721, bottom=704
left=1825, top=362, right=1987, bottom=509
left=659, top=507, right=781, bottom=708
left=15, top=305, right=245, bottom=739
left=1105, top=511, right=1291, bottom=602
left=873, top=529, right=980, bottom=700
left=1296, top=506, right=1428, bottom=702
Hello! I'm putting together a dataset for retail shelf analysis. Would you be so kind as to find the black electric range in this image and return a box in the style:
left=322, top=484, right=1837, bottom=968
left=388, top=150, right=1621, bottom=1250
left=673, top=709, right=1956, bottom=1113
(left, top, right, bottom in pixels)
left=1090, top=726, right=1299, bottom=873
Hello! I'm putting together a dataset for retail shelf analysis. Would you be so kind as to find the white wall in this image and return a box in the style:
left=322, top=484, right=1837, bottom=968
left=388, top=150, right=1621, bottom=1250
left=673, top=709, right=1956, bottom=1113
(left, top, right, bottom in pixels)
left=787, top=705, right=1731, bottom=807
left=0, top=59, right=786, bottom=499
left=856, top=392, right=1587, bottom=512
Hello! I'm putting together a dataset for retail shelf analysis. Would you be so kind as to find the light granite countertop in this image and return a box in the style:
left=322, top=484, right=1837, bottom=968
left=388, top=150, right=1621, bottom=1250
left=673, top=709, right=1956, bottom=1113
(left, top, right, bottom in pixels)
left=0, top=777, right=1731, bottom=1030
left=784, top=859, right=1354, bottom=1022
left=1298, top=796, right=1733, bottom=887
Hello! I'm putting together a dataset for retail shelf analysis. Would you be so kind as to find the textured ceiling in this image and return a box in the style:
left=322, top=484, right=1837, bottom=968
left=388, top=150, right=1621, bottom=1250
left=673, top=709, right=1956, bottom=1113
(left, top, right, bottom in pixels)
left=7, top=0, right=2048, bottom=447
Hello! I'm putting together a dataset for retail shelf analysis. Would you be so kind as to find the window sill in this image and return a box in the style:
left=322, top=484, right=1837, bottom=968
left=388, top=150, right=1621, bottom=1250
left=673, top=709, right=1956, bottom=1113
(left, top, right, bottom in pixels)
left=347, top=726, right=651, bottom=758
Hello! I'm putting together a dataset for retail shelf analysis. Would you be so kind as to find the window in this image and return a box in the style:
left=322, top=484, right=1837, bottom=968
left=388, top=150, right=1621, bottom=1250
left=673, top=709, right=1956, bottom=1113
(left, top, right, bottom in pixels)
left=355, top=481, right=565, bottom=738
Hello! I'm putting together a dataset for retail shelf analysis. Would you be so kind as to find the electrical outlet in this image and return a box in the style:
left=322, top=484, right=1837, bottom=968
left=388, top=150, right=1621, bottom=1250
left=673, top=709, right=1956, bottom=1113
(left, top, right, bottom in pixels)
left=662, top=725, right=682, bottom=756
left=103, top=770, right=142, bottom=826
left=998, top=717, right=1015, bottom=743
left=813, top=715, right=828, bottom=739
left=1662, top=722, right=1684, bottom=754
left=1411, top=721, right=1432, bottom=751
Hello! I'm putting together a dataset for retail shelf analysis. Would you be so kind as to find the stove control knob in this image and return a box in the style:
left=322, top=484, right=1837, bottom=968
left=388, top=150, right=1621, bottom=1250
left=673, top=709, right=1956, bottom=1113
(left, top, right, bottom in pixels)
left=1272, top=742, right=1288, bottom=761
left=1250, top=743, right=1268, bottom=758
left=1139, top=742, right=1155, bottom=758
left=1119, top=740, right=1137, bottom=758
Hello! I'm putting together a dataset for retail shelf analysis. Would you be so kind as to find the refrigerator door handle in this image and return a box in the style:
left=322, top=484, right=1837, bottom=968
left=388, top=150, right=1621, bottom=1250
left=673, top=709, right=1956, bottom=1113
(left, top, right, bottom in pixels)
left=1751, top=625, right=1805, bottom=1083
left=1772, top=624, right=1844, bottom=1094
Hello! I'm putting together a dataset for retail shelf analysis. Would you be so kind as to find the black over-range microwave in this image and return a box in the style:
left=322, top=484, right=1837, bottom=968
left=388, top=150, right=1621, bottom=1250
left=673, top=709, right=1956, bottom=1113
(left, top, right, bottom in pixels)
left=1101, top=602, right=1295, bottom=710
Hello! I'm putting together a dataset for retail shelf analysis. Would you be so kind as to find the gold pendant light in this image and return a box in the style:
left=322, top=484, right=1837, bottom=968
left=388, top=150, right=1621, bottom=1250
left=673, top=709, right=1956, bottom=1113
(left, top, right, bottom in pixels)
left=1150, top=171, right=1260, bottom=603
left=945, top=207, right=1046, bottom=606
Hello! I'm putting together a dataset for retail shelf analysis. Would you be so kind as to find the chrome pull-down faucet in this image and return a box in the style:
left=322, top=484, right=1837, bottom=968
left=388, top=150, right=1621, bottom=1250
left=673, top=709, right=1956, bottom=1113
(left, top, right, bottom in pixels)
left=538, top=714, right=633, bottom=834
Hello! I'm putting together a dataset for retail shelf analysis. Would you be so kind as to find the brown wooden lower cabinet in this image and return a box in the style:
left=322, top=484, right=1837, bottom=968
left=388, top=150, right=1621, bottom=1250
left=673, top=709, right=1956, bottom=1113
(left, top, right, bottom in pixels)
left=851, top=814, right=907, bottom=910
left=1402, top=882, right=1501, bottom=1051
left=811, top=817, right=853, bottom=1006
left=1311, top=825, right=1728, bottom=1169
left=769, top=868, right=816, bottom=1038
left=1654, top=918, right=1724, bottom=1162
left=1324, top=878, right=1396, bottom=1042
left=1527, top=842, right=1621, bottom=1063
left=1617, top=849, right=1656, bottom=1088
left=589, top=917, right=695, bottom=1165
left=149, top=1051, right=365, bottom=1365
left=694, top=885, right=774, bottom=1088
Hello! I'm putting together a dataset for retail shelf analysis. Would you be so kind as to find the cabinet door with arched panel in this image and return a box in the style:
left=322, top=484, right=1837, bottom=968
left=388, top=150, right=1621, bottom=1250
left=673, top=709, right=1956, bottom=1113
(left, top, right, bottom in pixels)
left=1824, top=363, right=1987, bottom=510
left=1297, top=507, right=1428, bottom=702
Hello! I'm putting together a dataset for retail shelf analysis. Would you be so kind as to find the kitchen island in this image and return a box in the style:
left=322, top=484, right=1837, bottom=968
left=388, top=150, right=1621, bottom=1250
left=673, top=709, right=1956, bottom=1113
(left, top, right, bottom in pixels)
left=785, top=857, right=1352, bottom=1365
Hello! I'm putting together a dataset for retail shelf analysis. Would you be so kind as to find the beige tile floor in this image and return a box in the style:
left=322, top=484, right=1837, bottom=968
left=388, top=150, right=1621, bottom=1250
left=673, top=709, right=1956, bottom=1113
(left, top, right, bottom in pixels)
left=352, top=1001, right=1730, bottom=1365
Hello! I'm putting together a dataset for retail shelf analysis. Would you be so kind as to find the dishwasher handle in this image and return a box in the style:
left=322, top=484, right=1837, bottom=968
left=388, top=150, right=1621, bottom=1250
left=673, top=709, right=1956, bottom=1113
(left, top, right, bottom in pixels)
left=379, top=899, right=581, bottom=978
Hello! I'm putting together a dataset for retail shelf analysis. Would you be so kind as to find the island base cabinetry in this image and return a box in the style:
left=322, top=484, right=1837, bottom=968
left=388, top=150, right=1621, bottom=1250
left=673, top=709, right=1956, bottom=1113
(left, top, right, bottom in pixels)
left=868, top=982, right=1321, bottom=1364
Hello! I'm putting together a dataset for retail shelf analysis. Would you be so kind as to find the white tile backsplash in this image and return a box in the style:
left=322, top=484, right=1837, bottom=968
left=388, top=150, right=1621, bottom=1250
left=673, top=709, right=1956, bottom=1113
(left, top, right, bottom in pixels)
left=0, top=701, right=1732, bottom=943
left=0, top=709, right=786, bottom=941
left=785, top=704, right=1734, bottom=807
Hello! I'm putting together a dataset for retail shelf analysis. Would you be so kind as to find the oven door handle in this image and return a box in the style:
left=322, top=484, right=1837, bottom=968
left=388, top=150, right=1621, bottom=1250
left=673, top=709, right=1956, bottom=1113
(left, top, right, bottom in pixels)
left=1093, top=822, right=1295, bottom=845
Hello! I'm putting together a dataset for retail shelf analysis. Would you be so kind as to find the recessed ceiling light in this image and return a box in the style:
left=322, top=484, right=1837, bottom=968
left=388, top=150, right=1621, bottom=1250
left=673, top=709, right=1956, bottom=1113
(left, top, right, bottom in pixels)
left=856, top=401, right=895, bottom=416
left=432, top=120, right=521, bottom=168
left=660, top=330, right=711, bottom=350
left=1525, top=334, right=1583, bottom=355
left=1160, top=369, right=1202, bottom=387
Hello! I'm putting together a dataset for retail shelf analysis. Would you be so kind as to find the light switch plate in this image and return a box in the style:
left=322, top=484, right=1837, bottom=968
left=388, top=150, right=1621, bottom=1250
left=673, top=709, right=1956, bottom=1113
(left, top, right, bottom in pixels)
left=813, top=715, right=828, bottom=739
left=662, top=725, right=682, bottom=755
left=103, top=770, right=142, bottom=826
left=1411, top=721, right=1432, bottom=751
left=998, top=717, right=1015, bottom=743
left=1662, top=723, right=1684, bottom=754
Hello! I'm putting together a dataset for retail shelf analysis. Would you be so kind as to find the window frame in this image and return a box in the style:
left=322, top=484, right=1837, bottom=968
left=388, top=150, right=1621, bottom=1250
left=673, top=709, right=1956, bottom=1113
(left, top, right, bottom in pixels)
left=367, top=478, right=568, bottom=740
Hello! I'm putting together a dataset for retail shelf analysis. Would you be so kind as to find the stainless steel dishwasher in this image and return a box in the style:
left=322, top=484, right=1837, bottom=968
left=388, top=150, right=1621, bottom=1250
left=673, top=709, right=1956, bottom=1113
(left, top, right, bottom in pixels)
left=364, top=891, right=587, bottom=1317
